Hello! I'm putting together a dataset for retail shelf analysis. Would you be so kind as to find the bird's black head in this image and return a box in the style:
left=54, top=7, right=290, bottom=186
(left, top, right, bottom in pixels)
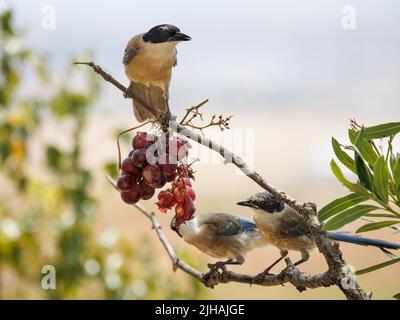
left=237, top=192, right=285, bottom=213
left=143, top=24, right=191, bottom=43
left=170, top=216, right=182, bottom=238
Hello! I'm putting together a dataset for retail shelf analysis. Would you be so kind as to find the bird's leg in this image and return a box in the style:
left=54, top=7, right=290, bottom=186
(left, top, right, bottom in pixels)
left=252, top=250, right=288, bottom=284
left=277, top=250, right=309, bottom=285
left=160, top=101, right=172, bottom=128
left=207, top=259, right=241, bottom=271
left=262, top=250, right=288, bottom=274
left=124, top=81, right=134, bottom=98
left=292, top=249, right=310, bottom=267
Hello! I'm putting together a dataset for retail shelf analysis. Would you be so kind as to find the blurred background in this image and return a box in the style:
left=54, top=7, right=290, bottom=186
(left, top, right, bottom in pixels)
left=0, top=0, right=399, bottom=299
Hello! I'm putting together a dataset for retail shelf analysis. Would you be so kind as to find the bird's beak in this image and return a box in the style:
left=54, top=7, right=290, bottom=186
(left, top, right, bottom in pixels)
left=237, top=200, right=258, bottom=209
left=172, top=32, right=191, bottom=41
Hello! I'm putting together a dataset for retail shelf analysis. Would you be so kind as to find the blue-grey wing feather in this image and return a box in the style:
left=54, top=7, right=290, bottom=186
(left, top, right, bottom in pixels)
left=122, top=47, right=136, bottom=65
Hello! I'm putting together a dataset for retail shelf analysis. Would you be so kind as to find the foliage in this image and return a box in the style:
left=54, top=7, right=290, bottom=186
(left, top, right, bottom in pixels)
left=0, top=8, right=207, bottom=299
left=318, top=119, right=400, bottom=285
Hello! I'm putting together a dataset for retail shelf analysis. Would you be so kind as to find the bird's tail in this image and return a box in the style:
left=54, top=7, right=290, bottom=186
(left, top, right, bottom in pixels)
left=130, top=82, right=169, bottom=122
left=327, top=232, right=400, bottom=250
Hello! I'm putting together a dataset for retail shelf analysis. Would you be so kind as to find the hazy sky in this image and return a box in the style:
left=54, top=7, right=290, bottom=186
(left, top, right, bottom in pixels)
left=5, top=0, right=400, bottom=118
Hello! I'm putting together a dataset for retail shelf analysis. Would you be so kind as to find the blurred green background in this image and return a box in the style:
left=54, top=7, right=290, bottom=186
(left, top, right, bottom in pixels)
left=1, top=1, right=399, bottom=299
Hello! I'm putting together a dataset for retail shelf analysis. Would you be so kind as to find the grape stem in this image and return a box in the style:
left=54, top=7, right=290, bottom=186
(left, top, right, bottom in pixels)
left=79, top=61, right=370, bottom=300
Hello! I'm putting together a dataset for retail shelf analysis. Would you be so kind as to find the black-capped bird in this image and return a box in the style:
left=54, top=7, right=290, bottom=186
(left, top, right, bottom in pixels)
left=123, top=24, right=191, bottom=122
left=238, top=192, right=400, bottom=272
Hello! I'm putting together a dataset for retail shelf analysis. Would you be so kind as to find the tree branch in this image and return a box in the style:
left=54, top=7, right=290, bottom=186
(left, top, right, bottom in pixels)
left=83, top=62, right=370, bottom=299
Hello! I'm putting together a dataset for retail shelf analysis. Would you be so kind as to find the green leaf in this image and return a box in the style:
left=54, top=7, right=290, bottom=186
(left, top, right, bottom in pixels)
left=356, top=257, right=400, bottom=275
left=393, top=293, right=400, bottom=300
left=372, top=156, right=390, bottom=203
left=330, top=160, right=370, bottom=196
left=364, top=213, right=399, bottom=218
left=323, top=205, right=378, bottom=231
left=356, top=221, right=399, bottom=233
left=349, top=129, right=378, bottom=166
left=363, top=122, right=400, bottom=139
left=393, top=158, right=400, bottom=192
left=380, top=248, right=398, bottom=260
left=331, top=137, right=356, bottom=173
left=318, top=193, right=367, bottom=221
left=354, top=129, right=373, bottom=191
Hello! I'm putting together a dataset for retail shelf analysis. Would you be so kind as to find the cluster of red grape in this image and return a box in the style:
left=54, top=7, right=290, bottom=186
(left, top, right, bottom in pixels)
left=157, top=167, right=196, bottom=225
left=117, top=131, right=196, bottom=222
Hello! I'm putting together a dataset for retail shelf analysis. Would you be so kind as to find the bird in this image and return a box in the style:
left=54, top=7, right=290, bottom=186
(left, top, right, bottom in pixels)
left=170, top=213, right=268, bottom=267
left=237, top=191, right=400, bottom=273
left=123, top=24, right=191, bottom=122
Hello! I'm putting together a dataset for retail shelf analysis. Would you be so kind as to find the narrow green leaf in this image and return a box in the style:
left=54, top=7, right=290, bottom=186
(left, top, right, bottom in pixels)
left=363, top=122, right=400, bottom=139
left=393, top=293, right=400, bottom=300
left=380, top=248, right=398, bottom=260
left=373, top=156, right=389, bottom=203
left=331, top=137, right=356, bottom=173
left=349, top=129, right=378, bottom=166
left=323, top=205, right=378, bottom=231
left=330, top=160, right=370, bottom=196
left=318, top=193, right=367, bottom=221
left=394, top=158, right=400, bottom=192
left=356, top=221, right=399, bottom=233
left=354, top=129, right=373, bottom=191
left=364, top=213, right=399, bottom=218
left=356, top=257, right=400, bottom=275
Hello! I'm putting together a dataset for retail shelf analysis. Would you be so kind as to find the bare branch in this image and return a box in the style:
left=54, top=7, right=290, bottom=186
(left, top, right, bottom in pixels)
left=179, top=99, right=232, bottom=134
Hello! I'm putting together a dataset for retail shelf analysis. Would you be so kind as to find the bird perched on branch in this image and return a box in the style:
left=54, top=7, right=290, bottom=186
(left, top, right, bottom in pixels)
left=171, top=213, right=268, bottom=267
left=123, top=24, right=191, bottom=122
left=237, top=192, right=400, bottom=273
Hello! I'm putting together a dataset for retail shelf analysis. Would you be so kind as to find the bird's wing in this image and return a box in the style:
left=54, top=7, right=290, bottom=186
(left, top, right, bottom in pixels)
left=279, top=208, right=312, bottom=238
left=199, top=213, right=242, bottom=236
left=122, top=46, right=137, bottom=65
left=238, top=217, right=257, bottom=232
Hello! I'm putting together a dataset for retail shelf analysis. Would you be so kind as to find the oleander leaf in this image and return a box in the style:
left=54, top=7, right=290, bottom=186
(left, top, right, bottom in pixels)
left=356, top=221, right=399, bottom=233
left=332, top=137, right=356, bottom=173
left=319, top=193, right=367, bottom=221
left=363, top=122, right=400, bottom=139
left=323, top=205, right=378, bottom=231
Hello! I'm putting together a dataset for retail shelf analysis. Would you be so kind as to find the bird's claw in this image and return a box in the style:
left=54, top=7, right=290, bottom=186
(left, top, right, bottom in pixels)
left=207, top=262, right=227, bottom=273
left=251, top=270, right=274, bottom=285
left=124, top=84, right=134, bottom=99
left=202, top=262, right=227, bottom=288
left=277, top=264, right=295, bottom=285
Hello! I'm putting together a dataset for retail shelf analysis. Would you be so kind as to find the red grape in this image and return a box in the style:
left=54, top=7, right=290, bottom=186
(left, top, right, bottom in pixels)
left=139, top=180, right=155, bottom=200
left=187, top=187, right=196, bottom=201
left=164, top=172, right=177, bottom=182
left=183, top=195, right=196, bottom=220
left=173, top=185, right=186, bottom=203
left=131, top=148, right=148, bottom=168
left=121, top=157, right=135, bottom=174
left=157, top=190, right=176, bottom=210
left=132, top=132, right=156, bottom=149
left=120, top=184, right=142, bottom=204
left=158, top=163, right=178, bottom=175
left=168, top=137, right=191, bottom=161
left=142, top=165, right=162, bottom=185
left=175, top=204, right=185, bottom=219
left=153, top=173, right=167, bottom=189
left=117, top=174, right=135, bottom=191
